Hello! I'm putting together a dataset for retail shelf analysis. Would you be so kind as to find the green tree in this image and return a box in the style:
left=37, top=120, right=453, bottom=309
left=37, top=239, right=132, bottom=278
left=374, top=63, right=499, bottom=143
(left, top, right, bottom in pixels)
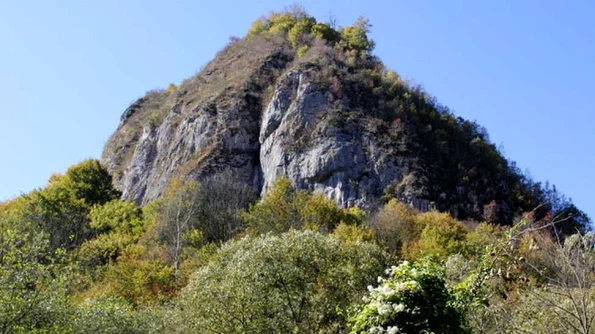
left=242, top=177, right=304, bottom=233
left=243, top=177, right=346, bottom=234
left=340, top=16, right=375, bottom=53
left=173, top=230, right=388, bottom=333
left=16, top=159, right=121, bottom=251
left=333, top=222, right=376, bottom=244
left=153, top=179, right=201, bottom=279
left=405, top=212, right=469, bottom=261
left=77, top=200, right=145, bottom=268
left=311, top=22, right=341, bottom=44
left=287, top=16, right=316, bottom=47
left=369, top=199, right=419, bottom=254
left=58, top=159, right=121, bottom=207
left=0, top=213, right=72, bottom=333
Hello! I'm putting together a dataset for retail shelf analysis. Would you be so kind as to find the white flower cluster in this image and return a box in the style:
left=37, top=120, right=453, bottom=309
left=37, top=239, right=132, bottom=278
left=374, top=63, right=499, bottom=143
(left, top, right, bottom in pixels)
left=369, top=325, right=400, bottom=334
left=385, top=261, right=420, bottom=278
left=360, top=261, right=428, bottom=333
left=366, top=279, right=421, bottom=301
left=377, top=302, right=406, bottom=315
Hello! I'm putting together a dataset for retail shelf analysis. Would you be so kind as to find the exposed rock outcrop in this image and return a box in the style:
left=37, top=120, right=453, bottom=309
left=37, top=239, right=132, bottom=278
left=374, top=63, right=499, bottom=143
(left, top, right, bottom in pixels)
left=102, top=34, right=535, bottom=223
left=259, top=71, right=401, bottom=207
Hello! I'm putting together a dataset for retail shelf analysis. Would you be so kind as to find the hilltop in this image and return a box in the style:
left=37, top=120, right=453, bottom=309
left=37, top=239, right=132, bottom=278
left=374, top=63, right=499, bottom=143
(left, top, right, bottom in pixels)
left=103, top=8, right=565, bottom=225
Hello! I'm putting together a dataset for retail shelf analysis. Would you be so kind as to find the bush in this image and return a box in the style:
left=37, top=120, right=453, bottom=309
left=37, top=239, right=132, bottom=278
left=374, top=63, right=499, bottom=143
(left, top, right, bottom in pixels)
left=89, top=200, right=144, bottom=235
left=287, top=17, right=315, bottom=47
left=465, top=222, right=503, bottom=258
left=0, top=215, right=73, bottom=333
left=77, top=231, right=135, bottom=268
left=311, top=22, right=340, bottom=44
left=296, top=45, right=309, bottom=57
left=15, top=159, right=121, bottom=251
left=78, top=200, right=146, bottom=268
left=333, top=222, right=376, bottom=244
left=405, top=212, right=469, bottom=261
left=72, top=297, right=159, bottom=334
left=105, top=245, right=176, bottom=305
left=245, top=9, right=374, bottom=56
left=348, top=260, right=468, bottom=334
left=340, top=16, right=375, bottom=54
left=369, top=199, right=419, bottom=254
left=173, top=230, right=388, bottom=333
left=247, top=18, right=267, bottom=36
left=243, top=177, right=346, bottom=234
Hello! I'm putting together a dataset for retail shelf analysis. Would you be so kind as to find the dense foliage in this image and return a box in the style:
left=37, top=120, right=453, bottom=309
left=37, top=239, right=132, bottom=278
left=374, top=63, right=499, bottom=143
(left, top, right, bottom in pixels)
left=243, top=176, right=360, bottom=234
left=349, top=260, right=467, bottom=334
left=0, top=215, right=71, bottom=333
left=173, top=230, right=388, bottom=333
left=0, top=155, right=592, bottom=333
left=0, top=7, right=593, bottom=334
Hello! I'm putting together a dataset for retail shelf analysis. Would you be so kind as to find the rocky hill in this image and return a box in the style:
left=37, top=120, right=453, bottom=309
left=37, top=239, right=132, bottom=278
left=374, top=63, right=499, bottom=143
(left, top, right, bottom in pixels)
left=102, top=10, right=542, bottom=224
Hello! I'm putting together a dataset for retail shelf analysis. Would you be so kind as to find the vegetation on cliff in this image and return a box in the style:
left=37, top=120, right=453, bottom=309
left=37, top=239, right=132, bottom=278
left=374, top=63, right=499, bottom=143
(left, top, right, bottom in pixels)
left=104, top=6, right=587, bottom=228
left=0, top=7, right=592, bottom=334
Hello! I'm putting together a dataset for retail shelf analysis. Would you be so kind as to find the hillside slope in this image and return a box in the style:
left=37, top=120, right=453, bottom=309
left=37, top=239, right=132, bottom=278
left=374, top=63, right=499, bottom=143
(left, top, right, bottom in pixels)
left=102, top=11, right=541, bottom=224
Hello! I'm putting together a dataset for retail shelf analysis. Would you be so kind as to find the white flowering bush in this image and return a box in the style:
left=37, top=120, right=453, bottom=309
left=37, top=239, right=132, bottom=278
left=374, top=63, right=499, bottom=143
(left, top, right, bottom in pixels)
left=348, top=260, right=468, bottom=334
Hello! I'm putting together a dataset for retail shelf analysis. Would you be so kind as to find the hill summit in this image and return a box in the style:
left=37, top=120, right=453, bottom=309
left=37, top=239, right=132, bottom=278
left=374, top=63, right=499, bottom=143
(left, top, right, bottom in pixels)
left=103, top=8, right=550, bottom=224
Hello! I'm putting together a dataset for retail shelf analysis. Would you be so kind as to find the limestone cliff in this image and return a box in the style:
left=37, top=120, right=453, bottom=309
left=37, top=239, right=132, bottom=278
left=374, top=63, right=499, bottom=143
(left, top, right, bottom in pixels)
left=102, top=21, right=537, bottom=223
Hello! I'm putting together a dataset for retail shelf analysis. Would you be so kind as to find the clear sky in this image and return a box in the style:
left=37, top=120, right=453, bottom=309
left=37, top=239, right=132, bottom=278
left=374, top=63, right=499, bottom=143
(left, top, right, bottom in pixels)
left=1, top=1, right=593, bottom=219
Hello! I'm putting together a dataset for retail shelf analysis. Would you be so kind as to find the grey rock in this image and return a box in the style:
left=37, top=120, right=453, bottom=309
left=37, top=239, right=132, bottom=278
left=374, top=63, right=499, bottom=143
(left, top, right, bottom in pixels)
left=103, top=69, right=408, bottom=208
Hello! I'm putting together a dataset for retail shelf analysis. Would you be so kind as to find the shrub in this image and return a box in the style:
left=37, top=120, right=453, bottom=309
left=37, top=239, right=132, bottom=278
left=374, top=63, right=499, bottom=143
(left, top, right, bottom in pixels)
left=245, top=9, right=374, bottom=56
left=339, top=16, right=375, bottom=54
left=247, top=18, right=267, bottom=36
left=348, top=260, right=468, bottom=334
left=405, top=212, right=469, bottom=261
left=173, top=230, right=388, bottom=333
left=78, top=200, right=145, bottom=268
left=333, top=222, right=376, bottom=244
left=77, top=231, right=135, bottom=268
left=343, top=206, right=367, bottom=225
left=268, top=12, right=299, bottom=34
left=89, top=200, right=144, bottom=235
left=243, top=177, right=346, bottom=234
left=0, top=215, right=72, bottom=333
left=302, top=193, right=346, bottom=231
left=311, top=22, right=341, bottom=44
left=369, top=199, right=419, bottom=254
left=101, top=244, right=176, bottom=305
left=465, top=222, right=503, bottom=258
left=72, top=297, right=159, bottom=334
left=296, top=45, right=309, bottom=57
left=287, top=17, right=315, bottom=47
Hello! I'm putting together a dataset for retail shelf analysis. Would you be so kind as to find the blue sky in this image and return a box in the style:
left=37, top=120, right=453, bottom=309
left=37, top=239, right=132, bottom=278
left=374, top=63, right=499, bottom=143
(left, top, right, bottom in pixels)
left=1, top=1, right=593, bottom=218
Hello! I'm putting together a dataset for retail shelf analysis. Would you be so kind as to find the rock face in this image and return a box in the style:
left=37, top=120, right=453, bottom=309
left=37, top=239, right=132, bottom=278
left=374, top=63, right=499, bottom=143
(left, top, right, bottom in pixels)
left=103, top=65, right=404, bottom=207
left=259, top=71, right=400, bottom=207
left=102, top=35, right=531, bottom=222
left=103, top=36, right=291, bottom=206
